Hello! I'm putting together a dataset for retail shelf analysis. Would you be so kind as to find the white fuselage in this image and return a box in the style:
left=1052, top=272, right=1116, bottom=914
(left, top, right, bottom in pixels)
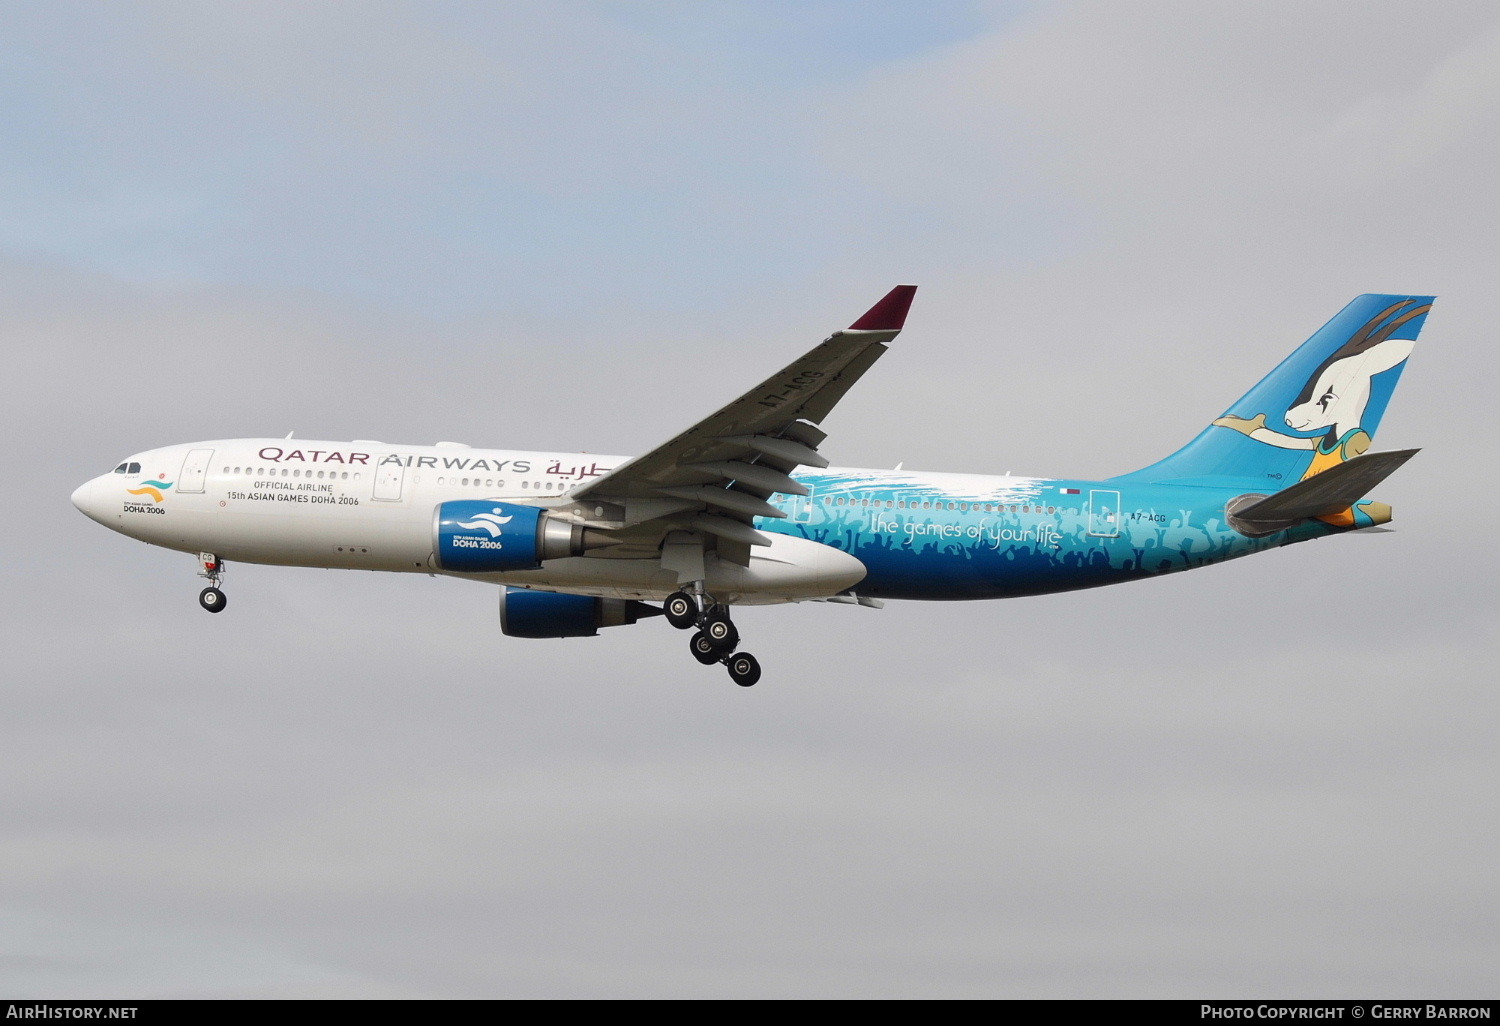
left=70, top=438, right=869, bottom=604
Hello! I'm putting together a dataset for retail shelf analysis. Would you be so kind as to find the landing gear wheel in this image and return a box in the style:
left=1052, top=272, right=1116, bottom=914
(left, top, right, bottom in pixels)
left=198, top=587, right=227, bottom=613
left=726, top=652, right=761, bottom=687
left=664, top=591, right=698, bottom=630
left=689, top=631, right=723, bottom=665
left=701, top=610, right=738, bottom=652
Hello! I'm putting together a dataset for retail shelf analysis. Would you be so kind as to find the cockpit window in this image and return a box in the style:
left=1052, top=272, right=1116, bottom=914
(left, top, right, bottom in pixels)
left=128, top=462, right=141, bottom=474
left=113, top=462, right=142, bottom=474
left=113, top=463, right=128, bottom=474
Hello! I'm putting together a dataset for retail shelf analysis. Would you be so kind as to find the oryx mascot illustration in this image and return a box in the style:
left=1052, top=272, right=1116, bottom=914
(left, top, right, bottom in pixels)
left=1207, top=299, right=1431, bottom=526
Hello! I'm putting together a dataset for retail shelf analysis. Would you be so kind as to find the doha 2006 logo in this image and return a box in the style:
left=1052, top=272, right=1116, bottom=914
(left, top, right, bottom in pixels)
left=126, top=478, right=174, bottom=503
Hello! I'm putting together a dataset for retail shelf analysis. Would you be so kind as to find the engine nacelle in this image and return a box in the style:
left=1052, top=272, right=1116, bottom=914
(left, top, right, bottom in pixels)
left=433, top=500, right=594, bottom=573
left=498, top=587, right=662, bottom=639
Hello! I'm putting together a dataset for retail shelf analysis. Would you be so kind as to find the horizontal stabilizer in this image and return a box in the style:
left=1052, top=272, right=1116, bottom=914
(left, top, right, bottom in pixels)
left=1229, top=449, right=1418, bottom=532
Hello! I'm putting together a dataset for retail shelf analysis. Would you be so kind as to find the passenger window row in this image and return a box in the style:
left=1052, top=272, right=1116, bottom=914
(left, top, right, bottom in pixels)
left=222, top=466, right=360, bottom=481
left=822, top=496, right=1067, bottom=515
left=437, top=477, right=505, bottom=488
left=432, top=478, right=566, bottom=491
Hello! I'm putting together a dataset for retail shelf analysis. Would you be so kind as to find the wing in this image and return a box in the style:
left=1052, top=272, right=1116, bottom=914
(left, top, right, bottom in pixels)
left=559, top=285, right=916, bottom=571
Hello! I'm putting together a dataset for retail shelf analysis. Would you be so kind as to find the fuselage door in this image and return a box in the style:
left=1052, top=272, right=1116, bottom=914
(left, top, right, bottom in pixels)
left=789, top=483, right=817, bottom=523
left=372, top=459, right=406, bottom=502
left=1088, top=489, right=1121, bottom=537
left=177, top=448, right=215, bottom=494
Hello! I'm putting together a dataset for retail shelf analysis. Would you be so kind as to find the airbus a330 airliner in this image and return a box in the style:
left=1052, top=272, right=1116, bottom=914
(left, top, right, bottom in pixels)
left=72, top=287, right=1431, bottom=686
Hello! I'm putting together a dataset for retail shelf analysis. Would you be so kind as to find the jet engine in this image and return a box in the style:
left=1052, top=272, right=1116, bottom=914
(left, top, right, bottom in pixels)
left=433, top=500, right=608, bottom=572
left=498, top=587, right=662, bottom=639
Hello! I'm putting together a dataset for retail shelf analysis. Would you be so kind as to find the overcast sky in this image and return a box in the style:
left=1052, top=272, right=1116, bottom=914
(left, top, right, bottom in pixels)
left=3, top=0, right=1496, bottom=999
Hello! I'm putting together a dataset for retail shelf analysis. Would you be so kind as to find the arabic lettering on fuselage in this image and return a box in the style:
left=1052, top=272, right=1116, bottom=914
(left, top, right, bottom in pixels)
left=545, top=460, right=608, bottom=480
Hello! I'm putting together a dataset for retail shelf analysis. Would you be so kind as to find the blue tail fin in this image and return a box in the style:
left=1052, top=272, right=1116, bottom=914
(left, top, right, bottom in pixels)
left=1114, top=294, right=1433, bottom=488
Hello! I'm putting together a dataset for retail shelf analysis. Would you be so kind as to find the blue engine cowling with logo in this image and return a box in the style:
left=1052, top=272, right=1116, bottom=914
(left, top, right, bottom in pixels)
left=434, top=500, right=553, bottom=572
left=498, top=587, right=662, bottom=639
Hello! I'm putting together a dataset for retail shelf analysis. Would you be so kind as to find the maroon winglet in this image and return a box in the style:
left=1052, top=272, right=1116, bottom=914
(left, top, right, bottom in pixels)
left=848, top=284, right=917, bottom=331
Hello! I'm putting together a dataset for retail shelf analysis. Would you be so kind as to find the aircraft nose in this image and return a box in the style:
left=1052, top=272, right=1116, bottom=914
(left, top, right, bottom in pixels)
left=71, top=478, right=102, bottom=522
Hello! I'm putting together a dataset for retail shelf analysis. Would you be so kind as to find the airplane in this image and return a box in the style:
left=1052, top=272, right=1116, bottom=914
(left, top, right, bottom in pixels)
left=71, top=287, right=1432, bottom=687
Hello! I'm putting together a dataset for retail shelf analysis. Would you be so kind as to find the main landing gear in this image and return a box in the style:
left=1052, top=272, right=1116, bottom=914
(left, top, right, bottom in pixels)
left=665, top=589, right=761, bottom=687
left=197, top=552, right=227, bottom=613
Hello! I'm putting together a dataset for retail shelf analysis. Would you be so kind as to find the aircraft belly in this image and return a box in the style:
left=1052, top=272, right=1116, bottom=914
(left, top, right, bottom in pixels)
left=461, top=533, right=867, bottom=603
left=144, top=504, right=432, bottom=572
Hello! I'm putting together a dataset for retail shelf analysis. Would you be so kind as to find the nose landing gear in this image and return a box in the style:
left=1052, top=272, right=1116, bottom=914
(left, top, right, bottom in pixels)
left=197, top=552, right=227, bottom=613
left=664, top=588, right=761, bottom=687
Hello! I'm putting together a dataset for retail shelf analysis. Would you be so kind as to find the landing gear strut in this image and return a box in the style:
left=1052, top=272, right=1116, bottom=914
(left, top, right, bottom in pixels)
left=665, top=588, right=760, bottom=686
left=197, top=552, right=227, bottom=613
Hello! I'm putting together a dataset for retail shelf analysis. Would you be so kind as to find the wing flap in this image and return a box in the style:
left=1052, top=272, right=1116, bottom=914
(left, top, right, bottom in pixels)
left=690, top=515, right=773, bottom=547
left=716, top=434, right=829, bottom=469
left=685, top=459, right=810, bottom=496
left=657, top=485, right=787, bottom=520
